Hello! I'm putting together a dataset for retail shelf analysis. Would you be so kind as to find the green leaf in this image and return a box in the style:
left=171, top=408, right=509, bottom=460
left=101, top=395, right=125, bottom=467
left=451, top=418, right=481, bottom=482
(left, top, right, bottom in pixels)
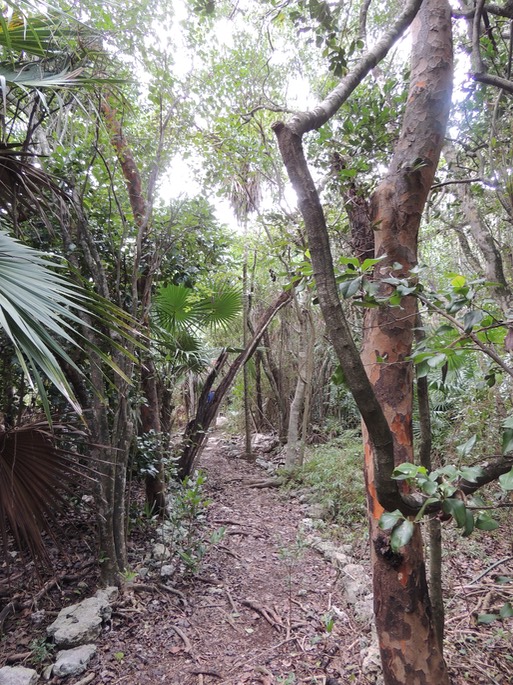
left=420, top=479, right=438, bottom=496
left=339, top=276, right=362, bottom=299
left=427, top=353, right=447, bottom=368
left=462, top=310, right=484, bottom=332
left=392, top=463, right=419, bottom=480
left=360, top=255, right=386, bottom=272
left=442, top=498, right=467, bottom=528
left=462, top=509, right=474, bottom=537
left=331, top=364, right=345, bottom=386
left=502, top=428, right=513, bottom=454
left=456, top=435, right=477, bottom=458
left=379, top=510, right=404, bottom=530
left=475, top=513, right=500, bottom=531
left=499, top=468, right=513, bottom=491
left=477, top=613, right=499, bottom=624
left=500, top=602, right=513, bottom=618
left=503, top=416, right=513, bottom=429
left=459, top=465, right=484, bottom=483
left=451, top=275, right=466, bottom=288
left=390, top=519, right=414, bottom=551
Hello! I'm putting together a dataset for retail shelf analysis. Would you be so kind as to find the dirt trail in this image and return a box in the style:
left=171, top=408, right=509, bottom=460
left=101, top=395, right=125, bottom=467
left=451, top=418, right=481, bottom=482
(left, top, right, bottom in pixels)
left=97, top=434, right=367, bottom=685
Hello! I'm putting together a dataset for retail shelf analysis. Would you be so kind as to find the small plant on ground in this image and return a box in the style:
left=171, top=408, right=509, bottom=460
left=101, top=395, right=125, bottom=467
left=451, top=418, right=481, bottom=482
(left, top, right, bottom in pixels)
left=29, top=636, right=54, bottom=665
left=166, top=470, right=214, bottom=575
left=281, top=429, right=366, bottom=527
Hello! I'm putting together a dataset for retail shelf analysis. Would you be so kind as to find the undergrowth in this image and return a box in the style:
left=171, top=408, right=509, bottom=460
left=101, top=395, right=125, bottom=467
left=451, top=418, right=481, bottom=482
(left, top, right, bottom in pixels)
left=282, top=429, right=366, bottom=527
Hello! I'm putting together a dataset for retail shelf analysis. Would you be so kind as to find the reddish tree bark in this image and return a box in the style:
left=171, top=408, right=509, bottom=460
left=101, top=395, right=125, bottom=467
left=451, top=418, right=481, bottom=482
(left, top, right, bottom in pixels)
left=273, top=0, right=453, bottom=682
left=361, top=3, right=453, bottom=677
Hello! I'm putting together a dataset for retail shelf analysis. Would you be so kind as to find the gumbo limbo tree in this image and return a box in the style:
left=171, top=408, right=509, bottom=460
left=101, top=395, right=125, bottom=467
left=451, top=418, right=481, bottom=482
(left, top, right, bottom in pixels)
left=274, top=0, right=513, bottom=682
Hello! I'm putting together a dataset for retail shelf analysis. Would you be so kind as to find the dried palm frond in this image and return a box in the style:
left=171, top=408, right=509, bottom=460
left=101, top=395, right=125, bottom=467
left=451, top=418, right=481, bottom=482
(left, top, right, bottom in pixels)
left=0, top=419, right=87, bottom=565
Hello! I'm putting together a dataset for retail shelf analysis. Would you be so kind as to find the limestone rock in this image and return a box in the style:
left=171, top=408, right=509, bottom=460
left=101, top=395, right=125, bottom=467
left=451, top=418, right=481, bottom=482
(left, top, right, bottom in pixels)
left=95, top=586, right=119, bottom=603
left=160, top=564, right=175, bottom=579
left=47, top=595, right=111, bottom=648
left=0, top=666, right=39, bottom=685
left=361, top=643, right=382, bottom=682
left=152, top=542, right=170, bottom=561
left=251, top=433, right=278, bottom=453
left=53, top=644, right=97, bottom=677
left=339, top=563, right=369, bottom=603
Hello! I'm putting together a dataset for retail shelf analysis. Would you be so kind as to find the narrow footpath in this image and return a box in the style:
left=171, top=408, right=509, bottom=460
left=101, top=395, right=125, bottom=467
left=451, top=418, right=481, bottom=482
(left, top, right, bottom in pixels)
left=96, top=434, right=373, bottom=685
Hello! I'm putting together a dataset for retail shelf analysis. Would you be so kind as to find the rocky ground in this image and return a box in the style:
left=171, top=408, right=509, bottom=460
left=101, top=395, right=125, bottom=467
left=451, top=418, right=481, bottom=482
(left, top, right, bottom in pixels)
left=1, top=431, right=512, bottom=684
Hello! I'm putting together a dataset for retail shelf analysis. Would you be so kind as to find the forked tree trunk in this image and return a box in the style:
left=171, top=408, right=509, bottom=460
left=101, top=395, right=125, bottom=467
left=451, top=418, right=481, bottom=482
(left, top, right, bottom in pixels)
left=176, top=290, right=292, bottom=479
left=273, top=0, right=453, bottom=681
left=361, top=1, right=452, bottom=680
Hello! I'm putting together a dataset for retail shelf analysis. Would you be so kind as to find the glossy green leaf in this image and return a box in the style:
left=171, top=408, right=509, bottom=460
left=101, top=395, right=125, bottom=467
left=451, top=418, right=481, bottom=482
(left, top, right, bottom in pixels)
left=502, top=429, right=513, bottom=456
left=475, top=513, right=500, bottom=531
left=379, top=510, right=404, bottom=530
left=462, top=509, right=474, bottom=537
left=390, top=519, right=414, bottom=552
left=392, top=463, right=419, bottom=480
left=442, top=498, right=467, bottom=528
left=456, top=435, right=477, bottom=458
left=499, top=468, right=513, bottom=491
left=459, top=465, right=484, bottom=483
left=462, top=310, right=484, bottom=333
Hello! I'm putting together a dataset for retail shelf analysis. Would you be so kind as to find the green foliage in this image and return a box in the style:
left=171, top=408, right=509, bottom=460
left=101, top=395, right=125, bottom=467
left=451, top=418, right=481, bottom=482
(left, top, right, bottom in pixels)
left=379, top=448, right=511, bottom=548
left=29, top=636, right=54, bottom=665
left=160, top=470, right=218, bottom=575
left=283, top=430, right=365, bottom=525
left=135, top=430, right=173, bottom=479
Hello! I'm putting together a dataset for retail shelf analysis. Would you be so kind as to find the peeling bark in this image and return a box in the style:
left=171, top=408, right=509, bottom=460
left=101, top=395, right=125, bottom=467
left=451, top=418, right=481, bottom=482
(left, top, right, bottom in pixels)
left=361, top=1, right=453, bottom=679
left=273, top=0, right=453, bottom=681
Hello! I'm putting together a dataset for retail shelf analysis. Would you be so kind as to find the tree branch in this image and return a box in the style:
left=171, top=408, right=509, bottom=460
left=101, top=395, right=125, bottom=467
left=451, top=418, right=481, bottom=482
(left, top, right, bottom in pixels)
left=286, top=0, right=423, bottom=135
left=473, top=71, right=513, bottom=93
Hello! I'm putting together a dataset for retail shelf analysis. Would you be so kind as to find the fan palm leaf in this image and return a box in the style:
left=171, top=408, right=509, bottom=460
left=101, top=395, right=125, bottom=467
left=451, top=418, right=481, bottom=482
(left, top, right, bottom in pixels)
left=0, top=229, right=138, bottom=416
left=0, top=419, right=88, bottom=564
left=153, top=282, right=241, bottom=376
left=155, top=282, right=242, bottom=333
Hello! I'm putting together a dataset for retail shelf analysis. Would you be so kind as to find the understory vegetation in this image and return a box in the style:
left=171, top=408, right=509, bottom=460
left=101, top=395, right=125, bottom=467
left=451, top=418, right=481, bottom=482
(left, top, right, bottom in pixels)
left=2, top=0, right=513, bottom=683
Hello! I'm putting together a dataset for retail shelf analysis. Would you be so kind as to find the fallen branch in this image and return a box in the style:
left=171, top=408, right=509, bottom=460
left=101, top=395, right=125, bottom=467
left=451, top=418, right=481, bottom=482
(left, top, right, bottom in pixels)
left=246, top=478, right=284, bottom=489
left=171, top=624, right=192, bottom=652
left=242, top=599, right=284, bottom=629
left=188, top=668, right=222, bottom=678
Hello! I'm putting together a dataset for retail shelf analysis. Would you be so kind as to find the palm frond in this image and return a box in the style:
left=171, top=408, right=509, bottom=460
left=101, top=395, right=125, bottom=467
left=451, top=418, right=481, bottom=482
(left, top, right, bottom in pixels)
left=0, top=419, right=87, bottom=564
left=154, top=283, right=202, bottom=333
left=0, top=230, right=142, bottom=415
left=195, top=284, right=242, bottom=329
left=155, top=282, right=242, bottom=334
left=0, top=13, right=67, bottom=59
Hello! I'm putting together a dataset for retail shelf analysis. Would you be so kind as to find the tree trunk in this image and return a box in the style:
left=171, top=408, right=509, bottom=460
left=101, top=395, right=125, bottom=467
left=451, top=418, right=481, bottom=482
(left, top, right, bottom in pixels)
left=176, top=290, right=292, bottom=479
left=262, top=329, right=289, bottom=442
left=140, top=359, right=167, bottom=515
left=273, top=0, right=453, bottom=680
left=101, top=96, right=169, bottom=515
left=242, top=260, right=253, bottom=460
left=360, top=1, right=452, bottom=679
left=286, top=296, right=315, bottom=467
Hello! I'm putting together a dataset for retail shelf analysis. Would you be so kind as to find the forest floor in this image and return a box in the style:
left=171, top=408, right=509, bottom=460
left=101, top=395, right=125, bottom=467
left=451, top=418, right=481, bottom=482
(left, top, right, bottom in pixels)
left=1, top=431, right=513, bottom=685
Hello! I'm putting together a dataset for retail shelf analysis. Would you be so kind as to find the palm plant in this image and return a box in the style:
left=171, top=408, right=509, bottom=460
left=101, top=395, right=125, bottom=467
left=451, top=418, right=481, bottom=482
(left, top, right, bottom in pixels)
left=154, top=281, right=242, bottom=378
left=0, top=6, right=135, bottom=565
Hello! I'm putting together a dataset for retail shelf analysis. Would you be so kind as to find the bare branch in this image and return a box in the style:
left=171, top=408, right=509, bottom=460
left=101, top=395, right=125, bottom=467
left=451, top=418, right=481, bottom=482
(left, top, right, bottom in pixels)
left=431, top=177, right=487, bottom=189
left=474, top=70, right=513, bottom=93
left=460, top=454, right=513, bottom=494
left=286, top=0, right=423, bottom=135
left=473, top=0, right=487, bottom=72
left=358, top=0, right=373, bottom=43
